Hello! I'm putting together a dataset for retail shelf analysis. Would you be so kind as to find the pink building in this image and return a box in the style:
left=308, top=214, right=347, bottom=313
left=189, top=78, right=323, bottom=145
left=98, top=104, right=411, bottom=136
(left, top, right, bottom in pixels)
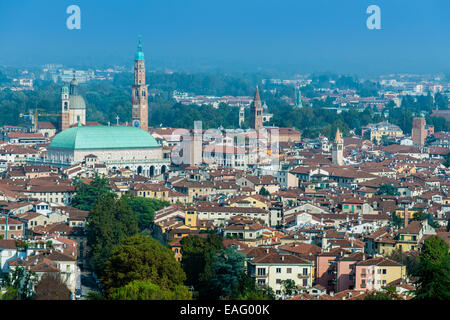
left=336, top=252, right=366, bottom=292
left=315, top=248, right=346, bottom=292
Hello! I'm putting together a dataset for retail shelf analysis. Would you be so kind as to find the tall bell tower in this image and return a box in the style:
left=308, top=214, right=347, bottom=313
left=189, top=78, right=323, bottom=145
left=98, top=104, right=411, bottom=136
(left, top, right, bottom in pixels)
left=332, top=128, right=344, bottom=166
left=250, top=86, right=263, bottom=130
left=132, top=37, right=149, bottom=131
left=59, top=84, right=70, bottom=131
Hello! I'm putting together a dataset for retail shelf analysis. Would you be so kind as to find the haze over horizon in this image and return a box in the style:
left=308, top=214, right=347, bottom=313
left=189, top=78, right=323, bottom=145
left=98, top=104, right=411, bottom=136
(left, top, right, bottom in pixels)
left=0, top=0, right=449, bottom=75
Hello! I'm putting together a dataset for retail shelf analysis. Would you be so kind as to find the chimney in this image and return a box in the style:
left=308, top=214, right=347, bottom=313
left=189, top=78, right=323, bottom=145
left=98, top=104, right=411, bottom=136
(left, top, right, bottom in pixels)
left=404, top=205, right=409, bottom=228
left=281, top=255, right=285, bottom=261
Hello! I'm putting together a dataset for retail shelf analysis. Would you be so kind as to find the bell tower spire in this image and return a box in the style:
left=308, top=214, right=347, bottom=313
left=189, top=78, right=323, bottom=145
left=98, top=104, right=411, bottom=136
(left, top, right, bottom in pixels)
left=250, top=86, right=263, bottom=130
left=132, top=35, right=149, bottom=131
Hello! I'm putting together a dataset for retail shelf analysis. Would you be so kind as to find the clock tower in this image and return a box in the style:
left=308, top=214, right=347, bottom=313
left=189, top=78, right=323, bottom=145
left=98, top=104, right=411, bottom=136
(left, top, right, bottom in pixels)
left=132, top=37, right=149, bottom=131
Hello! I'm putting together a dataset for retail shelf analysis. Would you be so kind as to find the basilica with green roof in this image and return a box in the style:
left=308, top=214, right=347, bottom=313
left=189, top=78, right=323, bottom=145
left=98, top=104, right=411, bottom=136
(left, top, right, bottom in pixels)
left=44, top=39, right=170, bottom=177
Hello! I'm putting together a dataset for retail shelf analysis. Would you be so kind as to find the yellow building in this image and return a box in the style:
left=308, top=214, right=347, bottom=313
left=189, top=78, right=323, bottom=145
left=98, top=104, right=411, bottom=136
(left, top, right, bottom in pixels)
left=185, top=208, right=198, bottom=228
left=229, top=195, right=270, bottom=210
left=377, top=238, right=397, bottom=256
left=355, top=257, right=406, bottom=290
left=130, top=183, right=189, bottom=204
left=365, top=122, right=403, bottom=144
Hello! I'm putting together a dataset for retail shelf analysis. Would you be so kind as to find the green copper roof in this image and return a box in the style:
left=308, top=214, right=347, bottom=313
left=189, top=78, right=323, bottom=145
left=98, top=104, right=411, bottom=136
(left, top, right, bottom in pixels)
left=61, top=86, right=69, bottom=94
left=50, top=126, right=160, bottom=150
left=135, top=38, right=145, bottom=61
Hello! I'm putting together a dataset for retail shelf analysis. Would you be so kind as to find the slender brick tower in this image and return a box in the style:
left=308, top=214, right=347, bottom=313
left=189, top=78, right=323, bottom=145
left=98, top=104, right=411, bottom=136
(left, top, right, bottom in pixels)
left=250, top=86, right=263, bottom=130
left=332, top=128, right=344, bottom=166
left=132, top=37, right=149, bottom=131
left=412, top=117, right=426, bottom=147
left=59, top=85, right=70, bottom=131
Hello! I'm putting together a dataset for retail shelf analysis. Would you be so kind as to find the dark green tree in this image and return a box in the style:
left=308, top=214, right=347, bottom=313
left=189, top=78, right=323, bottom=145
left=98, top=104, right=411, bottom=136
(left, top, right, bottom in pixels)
left=443, top=153, right=450, bottom=168
left=101, top=235, right=186, bottom=297
left=414, top=236, right=450, bottom=300
left=202, top=246, right=246, bottom=299
left=109, top=280, right=192, bottom=300
left=0, top=266, right=38, bottom=300
left=390, top=212, right=403, bottom=229
left=72, top=174, right=113, bottom=211
left=364, top=287, right=401, bottom=300
left=122, top=195, right=169, bottom=231
left=180, top=234, right=224, bottom=292
left=87, top=193, right=138, bottom=275
left=235, top=273, right=276, bottom=300
left=281, top=279, right=299, bottom=297
left=376, top=184, right=400, bottom=196
left=259, top=187, right=270, bottom=196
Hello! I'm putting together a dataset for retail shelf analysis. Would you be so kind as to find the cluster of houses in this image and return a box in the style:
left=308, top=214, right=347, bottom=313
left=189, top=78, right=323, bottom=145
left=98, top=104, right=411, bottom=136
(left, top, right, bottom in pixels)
left=0, top=118, right=449, bottom=300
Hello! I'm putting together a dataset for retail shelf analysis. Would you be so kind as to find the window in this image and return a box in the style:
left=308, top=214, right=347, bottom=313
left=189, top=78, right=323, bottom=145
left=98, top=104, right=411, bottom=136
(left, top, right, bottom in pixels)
left=303, top=279, right=308, bottom=286
left=276, top=279, right=282, bottom=284
left=361, top=279, right=366, bottom=288
left=257, top=279, right=265, bottom=285
left=276, top=268, right=281, bottom=273
left=303, top=268, right=308, bottom=275
left=257, top=268, right=266, bottom=276
left=287, top=268, right=292, bottom=274
left=382, top=269, right=386, bottom=274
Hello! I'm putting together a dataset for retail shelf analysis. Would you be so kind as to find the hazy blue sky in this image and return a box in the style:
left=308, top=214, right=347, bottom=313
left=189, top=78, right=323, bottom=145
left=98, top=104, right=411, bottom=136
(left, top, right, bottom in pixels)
left=0, top=0, right=449, bottom=74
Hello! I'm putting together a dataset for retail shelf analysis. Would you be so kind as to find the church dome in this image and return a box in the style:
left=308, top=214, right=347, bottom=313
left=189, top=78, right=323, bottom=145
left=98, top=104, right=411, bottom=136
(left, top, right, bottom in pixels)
left=69, top=95, right=86, bottom=110
left=49, top=125, right=160, bottom=150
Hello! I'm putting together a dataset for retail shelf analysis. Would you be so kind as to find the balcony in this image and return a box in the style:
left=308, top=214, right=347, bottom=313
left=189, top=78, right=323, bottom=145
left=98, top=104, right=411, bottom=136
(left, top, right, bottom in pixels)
left=297, top=273, right=309, bottom=279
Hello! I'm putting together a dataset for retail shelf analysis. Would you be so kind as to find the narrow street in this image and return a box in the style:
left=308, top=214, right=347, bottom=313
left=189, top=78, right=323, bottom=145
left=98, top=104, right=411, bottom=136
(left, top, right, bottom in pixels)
left=79, top=266, right=100, bottom=300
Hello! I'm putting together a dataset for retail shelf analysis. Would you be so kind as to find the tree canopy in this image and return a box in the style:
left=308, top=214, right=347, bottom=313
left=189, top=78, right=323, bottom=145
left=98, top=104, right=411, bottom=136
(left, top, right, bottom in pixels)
left=376, top=184, right=400, bottom=196
left=110, top=280, right=192, bottom=300
left=180, top=234, right=224, bottom=287
left=122, top=195, right=169, bottom=231
left=202, top=246, right=246, bottom=299
left=71, top=174, right=113, bottom=211
left=86, top=193, right=138, bottom=275
left=101, top=235, right=186, bottom=297
left=414, top=236, right=450, bottom=300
